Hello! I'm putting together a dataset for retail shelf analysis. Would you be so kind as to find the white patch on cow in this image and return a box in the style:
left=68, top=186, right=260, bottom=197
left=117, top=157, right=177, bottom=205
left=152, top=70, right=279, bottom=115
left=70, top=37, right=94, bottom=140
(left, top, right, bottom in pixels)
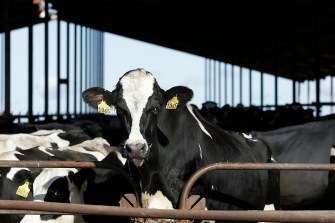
left=116, top=151, right=127, bottom=165
left=132, top=158, right=144, bottom=167
left=120, top=69, right=155, bottom=152
left=142, top=190, right=174, bottom=209
left=19, top=213, right=85, bottom=223
left=199, top=144, right=202, bottom=160
left=38, top=146, right=55, bottom=156
left=0, top=151, right=29, bottom=180
left=0, top=129, right=69, bottom=154
left=331, top=147, right=335, bottom=156
left=242, top=133, right=258, bottom=141
left=257, top=204, right=276, bottom=223
left=33, top=168, right=79, bottom=202
left=186, top=104, right=212, bottom=139
left=263, top=203, right=275, bottom=211
left=211, top=185, right=217, bottom=191
left=30, top=129, right=64, bottom=136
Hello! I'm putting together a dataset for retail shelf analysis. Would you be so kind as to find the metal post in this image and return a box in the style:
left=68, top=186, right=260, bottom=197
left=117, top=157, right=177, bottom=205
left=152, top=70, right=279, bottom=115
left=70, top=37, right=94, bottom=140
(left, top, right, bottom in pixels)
left=231, top=65, right=234, bottom=106
left=218, top=62, right=221, bottom=107
left=44, top=0, right=49, bottom=120
left=4, top=0, right=11, bottom=117
left=239, top=66, right=242, bottom=104
left=66, top=22, right=70, bottom=116
left=249, top=69, right=252, bottom=106
left=74, top=25, right=77, bottom=115
left=224, top=63, right=227, bottom=105
left=28, top=20, right=33, bottom=122
left=56, top=18, right=60, bottom=116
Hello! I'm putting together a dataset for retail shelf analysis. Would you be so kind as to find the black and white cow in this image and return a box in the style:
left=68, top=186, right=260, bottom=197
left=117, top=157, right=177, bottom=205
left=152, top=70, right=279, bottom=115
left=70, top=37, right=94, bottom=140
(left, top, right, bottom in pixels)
left=82, top=68, right=280, bottom=222
left=325, top=144, right=335, bottom=209
left=0, top=136, right=140, bottom=223
left=252, top=119, right=335, bottom=210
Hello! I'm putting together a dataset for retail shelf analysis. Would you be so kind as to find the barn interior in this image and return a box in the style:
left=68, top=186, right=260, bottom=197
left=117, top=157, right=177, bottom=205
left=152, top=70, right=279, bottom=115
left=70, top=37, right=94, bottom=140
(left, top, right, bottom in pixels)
left=1, top=0, right=335, bottom=221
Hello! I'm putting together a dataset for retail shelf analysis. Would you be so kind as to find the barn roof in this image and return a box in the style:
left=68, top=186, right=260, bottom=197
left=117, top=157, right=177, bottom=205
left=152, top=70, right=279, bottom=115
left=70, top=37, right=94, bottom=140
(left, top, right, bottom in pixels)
left=2, top=0, right=335, bottom=82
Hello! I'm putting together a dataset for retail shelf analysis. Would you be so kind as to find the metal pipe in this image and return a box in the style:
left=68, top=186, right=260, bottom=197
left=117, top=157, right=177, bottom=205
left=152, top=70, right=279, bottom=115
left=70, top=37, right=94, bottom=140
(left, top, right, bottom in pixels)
left=44, top=0, right=49, bottom=120
left=0, top=200, right=335, bottom=222
left=179, top=162, right=335, bottom=209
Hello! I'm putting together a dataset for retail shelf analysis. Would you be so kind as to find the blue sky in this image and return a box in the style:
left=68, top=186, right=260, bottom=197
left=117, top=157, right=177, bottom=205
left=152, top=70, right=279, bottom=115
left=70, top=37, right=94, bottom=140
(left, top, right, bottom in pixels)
left=0, top=21, right=334, bottom=117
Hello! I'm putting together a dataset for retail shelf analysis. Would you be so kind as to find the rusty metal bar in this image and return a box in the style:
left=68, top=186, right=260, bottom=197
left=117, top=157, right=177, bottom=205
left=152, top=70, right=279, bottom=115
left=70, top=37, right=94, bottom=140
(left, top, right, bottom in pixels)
left=2, top=161, right=335, bottom=222
left=2, top=160, right=335, bottom=171
left=1, top=200, right=335, bottom=222
left=0, top=160, right=96, bottom=168
left=179, top=162, right=335, bottom=209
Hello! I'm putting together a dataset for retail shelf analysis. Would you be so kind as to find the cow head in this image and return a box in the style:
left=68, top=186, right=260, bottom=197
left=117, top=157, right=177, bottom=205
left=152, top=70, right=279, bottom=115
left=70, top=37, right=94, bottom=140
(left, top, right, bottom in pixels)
left=82, top=68, right=193, bottom=166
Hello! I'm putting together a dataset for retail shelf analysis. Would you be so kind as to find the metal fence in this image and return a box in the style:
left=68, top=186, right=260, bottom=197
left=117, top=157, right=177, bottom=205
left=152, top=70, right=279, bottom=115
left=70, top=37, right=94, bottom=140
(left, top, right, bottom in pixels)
left=1, top=161, right=335, bottom=222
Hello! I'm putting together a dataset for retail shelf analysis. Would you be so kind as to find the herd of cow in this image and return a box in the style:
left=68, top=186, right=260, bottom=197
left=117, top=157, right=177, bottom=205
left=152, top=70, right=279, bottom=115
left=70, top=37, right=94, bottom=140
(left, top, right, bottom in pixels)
left=0, top=68, right=335, bottom=223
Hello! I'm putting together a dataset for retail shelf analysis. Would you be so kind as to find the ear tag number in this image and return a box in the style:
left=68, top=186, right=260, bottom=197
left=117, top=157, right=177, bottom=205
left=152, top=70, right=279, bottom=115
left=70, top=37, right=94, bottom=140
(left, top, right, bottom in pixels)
left=166, top=95, right=179, bottom=109
left=16, top=181, right=30, bottom=198
left=80, top=178, right=88, bottom=192
left=98, top=100, right=111, bottom=114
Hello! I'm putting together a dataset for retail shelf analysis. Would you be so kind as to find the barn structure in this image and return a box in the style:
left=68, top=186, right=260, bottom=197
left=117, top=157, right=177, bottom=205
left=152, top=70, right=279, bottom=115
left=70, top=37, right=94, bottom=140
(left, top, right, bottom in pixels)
left=1, top=0, right=335, bottom=222
left=1, top=0, right=335, bottom=123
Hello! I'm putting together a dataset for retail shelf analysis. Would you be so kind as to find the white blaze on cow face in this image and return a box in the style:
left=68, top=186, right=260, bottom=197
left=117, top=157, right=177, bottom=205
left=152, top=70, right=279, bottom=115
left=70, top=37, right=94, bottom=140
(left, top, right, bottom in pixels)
left=120, top=69, right=155, bottom=164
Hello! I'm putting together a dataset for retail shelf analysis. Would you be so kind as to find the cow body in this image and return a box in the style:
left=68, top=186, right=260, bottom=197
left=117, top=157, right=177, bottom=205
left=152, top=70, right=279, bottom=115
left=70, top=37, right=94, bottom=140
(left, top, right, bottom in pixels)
left=0, top=135, right=138, bottom=223
left=83, top=68, right=279, bottom=222
left=252, top=118, right=335, bottom=209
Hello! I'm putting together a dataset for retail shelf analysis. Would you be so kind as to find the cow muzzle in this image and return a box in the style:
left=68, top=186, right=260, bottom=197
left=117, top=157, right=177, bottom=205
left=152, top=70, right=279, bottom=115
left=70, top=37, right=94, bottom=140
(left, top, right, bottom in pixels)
left=125, top=143, right=148, bottom=161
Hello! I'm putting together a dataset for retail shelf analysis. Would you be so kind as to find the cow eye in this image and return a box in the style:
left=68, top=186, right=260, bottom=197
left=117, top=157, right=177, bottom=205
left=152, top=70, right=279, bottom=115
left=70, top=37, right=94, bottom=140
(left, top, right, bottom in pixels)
left=149, top=106, right=160, bottom=115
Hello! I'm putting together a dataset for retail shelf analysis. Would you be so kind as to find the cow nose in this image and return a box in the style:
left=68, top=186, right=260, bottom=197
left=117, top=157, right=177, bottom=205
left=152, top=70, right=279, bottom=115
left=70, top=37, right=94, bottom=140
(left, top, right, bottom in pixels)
left=125, top=143, right=146, bottom=159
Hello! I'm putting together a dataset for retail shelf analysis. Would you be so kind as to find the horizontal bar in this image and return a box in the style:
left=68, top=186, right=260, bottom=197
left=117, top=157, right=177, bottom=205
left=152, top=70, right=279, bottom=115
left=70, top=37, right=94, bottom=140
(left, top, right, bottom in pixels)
left=1, top=161, right=335, bottom=170
left=0, top=200, right=334, bottom=222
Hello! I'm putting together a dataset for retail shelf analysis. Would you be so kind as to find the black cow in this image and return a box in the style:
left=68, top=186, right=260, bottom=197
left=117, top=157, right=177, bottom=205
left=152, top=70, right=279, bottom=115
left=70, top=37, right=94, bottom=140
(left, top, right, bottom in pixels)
left=83, top=68, right=280, bottom=222
left=252, top=118, right=335, bottom=210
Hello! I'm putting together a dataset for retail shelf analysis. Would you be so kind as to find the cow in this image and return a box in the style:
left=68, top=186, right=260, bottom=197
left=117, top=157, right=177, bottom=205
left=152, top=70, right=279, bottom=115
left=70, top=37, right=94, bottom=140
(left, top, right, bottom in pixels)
left=82, top=68, right=280, bottom=222
left=325, top=144, right=335, bottom=209
left=252, top=118, right=335, bottom=210
left=0, top=136, right=140, bottom=223
left=0, top=129, right=79, bottom=155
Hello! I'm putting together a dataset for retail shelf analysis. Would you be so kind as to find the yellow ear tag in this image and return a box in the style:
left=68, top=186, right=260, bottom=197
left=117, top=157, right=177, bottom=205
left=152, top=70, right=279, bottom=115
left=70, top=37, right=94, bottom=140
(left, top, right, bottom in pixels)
left=166, top=95, right=179, bottom=109
left=16, top=181, right=30, bottom=198
left=98, top=100, right=111, bottom=114
left=80, top=178, right=88, bottom=192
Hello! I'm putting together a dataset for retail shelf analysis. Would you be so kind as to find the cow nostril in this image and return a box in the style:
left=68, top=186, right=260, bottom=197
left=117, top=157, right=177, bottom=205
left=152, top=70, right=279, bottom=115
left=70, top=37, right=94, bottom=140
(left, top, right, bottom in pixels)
left=126, top=143, right=146, bottom=154
left=125, top=145, right=132, bottom=153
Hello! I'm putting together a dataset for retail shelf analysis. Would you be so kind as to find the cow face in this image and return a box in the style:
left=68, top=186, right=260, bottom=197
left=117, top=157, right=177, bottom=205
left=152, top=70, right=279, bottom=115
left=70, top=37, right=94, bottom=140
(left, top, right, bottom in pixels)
left=82, top=68, right=193, bottom=166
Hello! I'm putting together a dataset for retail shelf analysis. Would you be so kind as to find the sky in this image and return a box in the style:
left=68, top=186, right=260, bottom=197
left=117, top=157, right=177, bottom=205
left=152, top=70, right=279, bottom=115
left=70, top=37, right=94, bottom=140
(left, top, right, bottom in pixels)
left=103, top=33, right=205, bottom=109
left=0, top=21, right=334, bottom=118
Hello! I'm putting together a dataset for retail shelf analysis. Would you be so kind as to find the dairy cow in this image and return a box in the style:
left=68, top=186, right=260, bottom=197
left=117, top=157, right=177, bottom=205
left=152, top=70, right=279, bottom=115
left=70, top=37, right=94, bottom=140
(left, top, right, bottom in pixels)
left=0, top=136, right=140, bottom=223
left=82, top=68, right=280, bottom=222
left=252, top=119, right=335, bottom=209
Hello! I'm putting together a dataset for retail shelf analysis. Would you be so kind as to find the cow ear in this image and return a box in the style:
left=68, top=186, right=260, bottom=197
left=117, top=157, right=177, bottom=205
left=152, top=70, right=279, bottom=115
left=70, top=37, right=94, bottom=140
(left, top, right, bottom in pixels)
left=82, top=87, right=115, bottom=114
left=69, top=169, right=95, bottom=193
left=163, top=86, right=193, bottom=109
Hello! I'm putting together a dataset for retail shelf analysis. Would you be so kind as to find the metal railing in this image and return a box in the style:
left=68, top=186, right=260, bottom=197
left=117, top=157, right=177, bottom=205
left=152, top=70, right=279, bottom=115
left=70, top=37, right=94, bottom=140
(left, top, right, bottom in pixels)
left=1, top=161, right=335, bottom=222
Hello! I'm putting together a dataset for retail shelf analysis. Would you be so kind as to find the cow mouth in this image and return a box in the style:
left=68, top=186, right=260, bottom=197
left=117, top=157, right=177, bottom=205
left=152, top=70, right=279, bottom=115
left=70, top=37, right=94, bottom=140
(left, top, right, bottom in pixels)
left=132, top=158, right=145, bottom=167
